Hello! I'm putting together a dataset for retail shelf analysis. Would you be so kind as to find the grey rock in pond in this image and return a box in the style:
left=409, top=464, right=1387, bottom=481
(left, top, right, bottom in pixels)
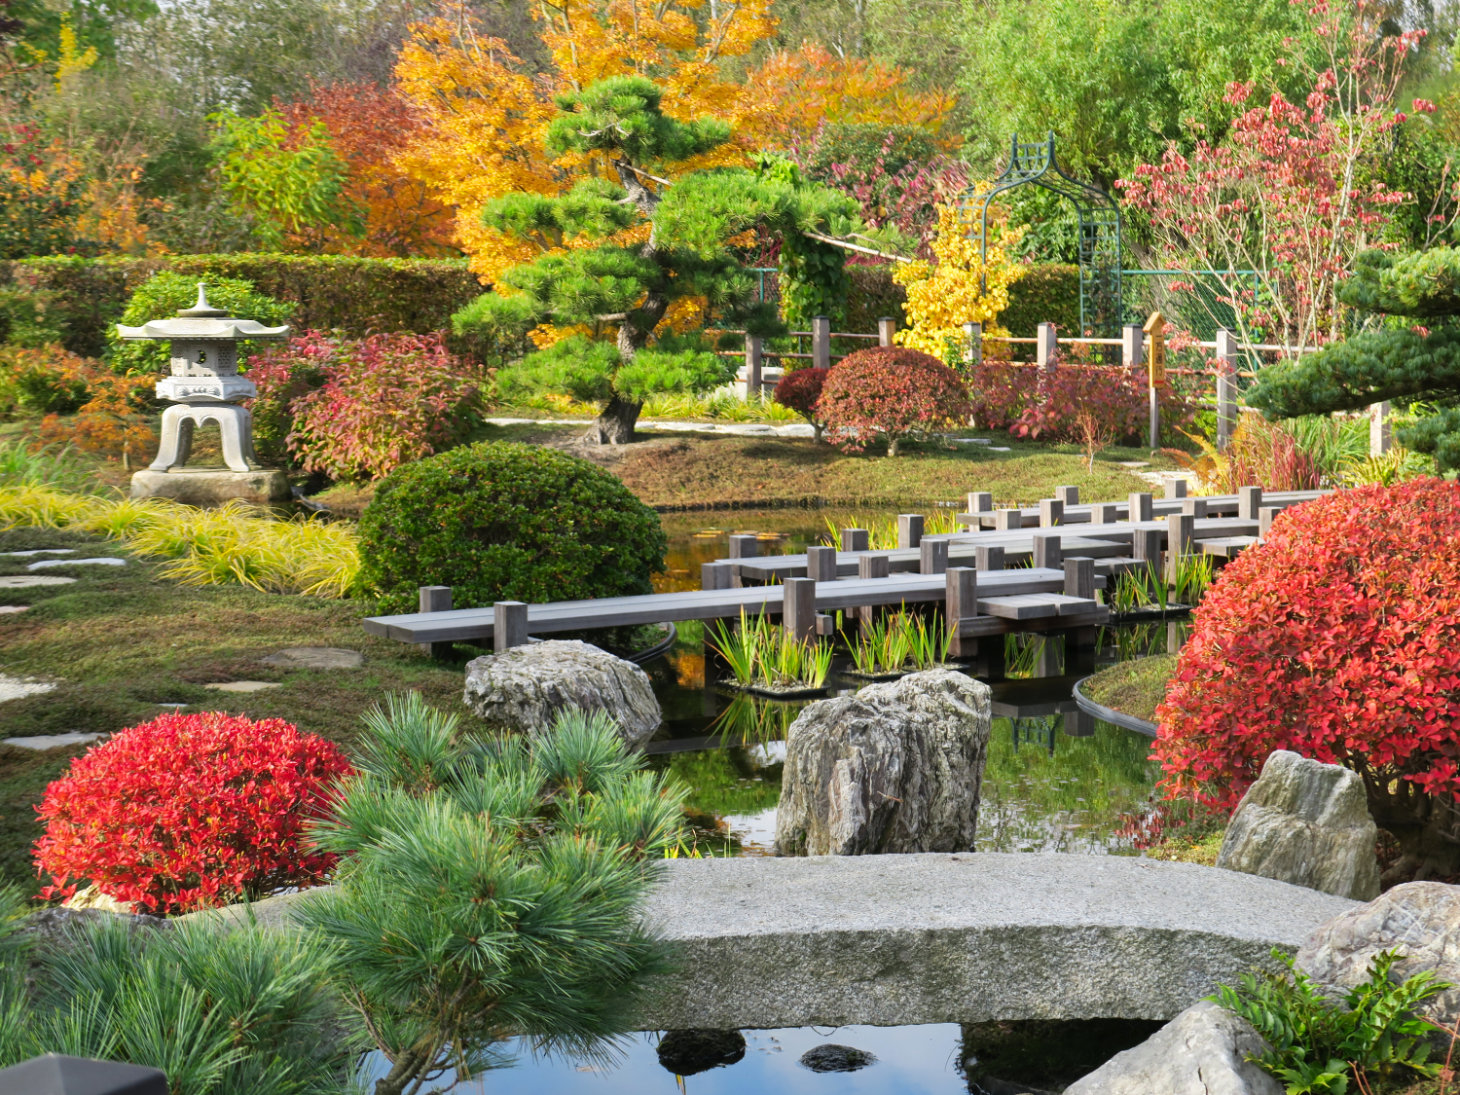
left=15, top=907, right=168, bottom=951
left=1216, top=750, right=1381, bottom=900
left=1062, top=1001, right=1282, bottom=1095
left=774, top=669, right=990, bottom=856
left=799, top=1045, right=876, bottom=1073
left=1298, top=881, right=1460, bottom=1033
left=260, top=647, right=364, bottom=670
left=655, top=1030, right=746, bottom=1076
left=463, top=640, right=661, bottom=745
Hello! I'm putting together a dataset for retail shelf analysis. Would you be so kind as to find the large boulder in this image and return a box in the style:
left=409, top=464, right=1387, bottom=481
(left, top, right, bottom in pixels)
left=1062, top=1001, right=1282, bottom=1095
left=774, top=669, right=990, bottom=856
left=1216, top=750, right=1381, bottom=900
left=1297, top=881, right=1460, bottom=1033
left=463, top=640, right=661, bottom=745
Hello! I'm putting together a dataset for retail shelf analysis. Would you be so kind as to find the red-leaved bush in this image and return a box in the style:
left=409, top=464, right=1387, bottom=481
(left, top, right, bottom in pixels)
left=1155, top=478, right=1460, bottom=881
left=247, top=330, right=483, bottom=481
left=816, top=346, right=971, bottom=455
left=772, top=365, right=828, bottom=440
left=35, top=711, right=353, bottom=915
left=969, top=360, right=1193, bottom=443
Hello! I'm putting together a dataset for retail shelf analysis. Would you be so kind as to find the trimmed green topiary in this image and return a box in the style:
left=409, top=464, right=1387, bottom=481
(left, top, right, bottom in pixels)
left=107, top=271, right=293, bottom=376
left=358, top=441, right=666, bottom=614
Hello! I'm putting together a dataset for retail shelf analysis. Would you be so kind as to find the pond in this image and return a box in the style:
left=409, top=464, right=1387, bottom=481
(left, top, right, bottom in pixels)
left=360, top=1018, right=1164, bottom=1094
left=637, top=510, right=1183, bottom=858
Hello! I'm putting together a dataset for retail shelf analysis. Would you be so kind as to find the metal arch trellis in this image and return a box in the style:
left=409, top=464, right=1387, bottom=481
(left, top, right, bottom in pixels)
left=961, top=132, right=1123, bottom=338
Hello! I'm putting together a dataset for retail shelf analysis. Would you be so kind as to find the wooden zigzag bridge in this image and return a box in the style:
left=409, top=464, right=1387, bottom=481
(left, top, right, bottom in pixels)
left=363, top=482, right=1326, bottom=658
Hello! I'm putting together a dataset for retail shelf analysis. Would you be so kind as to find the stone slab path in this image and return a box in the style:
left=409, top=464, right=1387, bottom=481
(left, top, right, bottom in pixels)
left=0, top=673, right=55, bottom=703
left=27, top=557, right=125, bottom=571
left=0, top=576, right=74, bottom=589
left=3, top=732, right=101, bottom=751
left=260, top=648, right=362, bottom=669
left=204, top=681, right=282, bottom=693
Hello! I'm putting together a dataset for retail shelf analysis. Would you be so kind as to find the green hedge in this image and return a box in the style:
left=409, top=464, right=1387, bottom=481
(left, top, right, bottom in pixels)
left=844, top=264, right=906, bottom=332
left=1001, top=263, right=1081, bottom=338
left=0, top=254, right=489, bottom=360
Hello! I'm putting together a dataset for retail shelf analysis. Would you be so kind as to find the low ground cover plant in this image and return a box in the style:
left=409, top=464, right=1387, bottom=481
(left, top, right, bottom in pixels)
left=1214, top=949, right=1448, bottom=1094
left=817, top=346, right=972, bottom=455
left=35, top=710, right=352, bottom=915
left=709, top=609, right=833, bottom=691
left=1156, top=478, right=1460, bottom=883
left=358, top=441, right=666, bottom=614
left=970, top=360, right=1194, bottom=445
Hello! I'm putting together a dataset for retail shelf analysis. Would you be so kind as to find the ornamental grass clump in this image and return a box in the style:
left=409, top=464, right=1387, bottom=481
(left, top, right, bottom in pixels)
left=816, top=346, right=972, bottom=455
left=35, top=711, right=353, bottom=915
left=1156, top=478, right=1460, bottom=883
left=300, top=693, right=689, bottom=1095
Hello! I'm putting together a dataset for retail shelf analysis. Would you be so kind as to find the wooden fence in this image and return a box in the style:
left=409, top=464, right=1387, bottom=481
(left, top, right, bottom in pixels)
left=732, top=316, right=1390, bottom=458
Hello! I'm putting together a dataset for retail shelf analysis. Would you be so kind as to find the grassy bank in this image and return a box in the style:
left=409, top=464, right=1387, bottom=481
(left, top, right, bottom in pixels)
left=1081, top=654, right=1176, bottom=725
left=0, top=525, right=462, bottom=892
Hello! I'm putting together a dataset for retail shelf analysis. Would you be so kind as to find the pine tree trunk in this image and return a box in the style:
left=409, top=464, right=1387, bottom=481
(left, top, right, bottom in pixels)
left=592, top=395, right=642, bottom=444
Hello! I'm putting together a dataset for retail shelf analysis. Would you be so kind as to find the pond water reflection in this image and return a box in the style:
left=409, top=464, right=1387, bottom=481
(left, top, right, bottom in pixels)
left=641, top=511, right=1181, bottom=858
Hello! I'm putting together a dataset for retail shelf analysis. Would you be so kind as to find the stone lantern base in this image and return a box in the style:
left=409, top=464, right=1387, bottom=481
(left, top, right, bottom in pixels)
left=130, top=467, right=291, bottom=507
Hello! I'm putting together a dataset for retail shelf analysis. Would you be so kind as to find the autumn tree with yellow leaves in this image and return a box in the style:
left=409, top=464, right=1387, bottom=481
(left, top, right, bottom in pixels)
left=894, top=203, right=1027, bottom=362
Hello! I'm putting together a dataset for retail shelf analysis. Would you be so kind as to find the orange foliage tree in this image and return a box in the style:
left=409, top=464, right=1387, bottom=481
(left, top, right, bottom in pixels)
left=734, top=41, right=957, bottom=149
left=275, top=82, right=455, bottom=257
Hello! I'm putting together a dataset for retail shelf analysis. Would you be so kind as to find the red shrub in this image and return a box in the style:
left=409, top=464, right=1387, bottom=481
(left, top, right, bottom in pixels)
left=35, top=711, right=353, bottom=915
left=1155, top=479, right=1460, bottom=880
left=969, top=360, right=1193, bottom=443
left=247, top=331, right=483, bottom=481
left=816, top=346, right=971, bottom=455
left=772, top=366, right=828, bottom=439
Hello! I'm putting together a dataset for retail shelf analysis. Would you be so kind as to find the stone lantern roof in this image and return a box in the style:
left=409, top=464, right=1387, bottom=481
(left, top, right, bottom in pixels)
left=115, top=284, right=290, bottom=342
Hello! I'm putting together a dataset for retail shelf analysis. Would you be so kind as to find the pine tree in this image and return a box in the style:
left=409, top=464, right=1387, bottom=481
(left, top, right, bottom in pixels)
left=452, top=75, right=860, bottom=444
left=1247, top=247, right=1460, bottom=470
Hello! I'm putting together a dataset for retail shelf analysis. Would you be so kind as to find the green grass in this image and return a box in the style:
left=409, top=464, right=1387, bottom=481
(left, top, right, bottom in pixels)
left=0, top=525, right=464, bottom=894
left=1080, top=654, right=1177, bottom=724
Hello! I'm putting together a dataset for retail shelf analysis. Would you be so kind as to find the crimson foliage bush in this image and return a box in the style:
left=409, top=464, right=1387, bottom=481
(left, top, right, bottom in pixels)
left=1155, top=479, right=1460, bottom=881
left=35, top=711, right=352, bottom=915
left=246, top=330, right=483, bottom=480
left=970, top=360, right=1193, bottom=443
left=816, top=346, right=971, bottom=455
left=772, top=365, right=828, bottom=439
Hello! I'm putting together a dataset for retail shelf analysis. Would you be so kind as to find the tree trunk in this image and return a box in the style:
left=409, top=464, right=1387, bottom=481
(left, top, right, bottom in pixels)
left=592, top=395, right=642, bottom=445
left=1366, top=776, right=1460, bottom=886
left=886, top=436, right=900, bottom=457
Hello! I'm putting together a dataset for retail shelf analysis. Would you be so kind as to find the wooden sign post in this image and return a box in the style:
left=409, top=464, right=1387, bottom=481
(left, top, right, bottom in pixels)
left=1143, top=311, right=1166, bottom=448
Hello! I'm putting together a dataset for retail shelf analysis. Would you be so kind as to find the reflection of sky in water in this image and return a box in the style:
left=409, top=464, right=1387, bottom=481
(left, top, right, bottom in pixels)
left=362, top=1024, right=967, bottom=1094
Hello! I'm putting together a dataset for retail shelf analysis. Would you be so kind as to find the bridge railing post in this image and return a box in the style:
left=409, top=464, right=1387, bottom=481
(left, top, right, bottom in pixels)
left=1033, top=533, right=1062, bottom=571
left=807, top=545, right=838, bottom=582
left=493, top=601, right=528, bottom=652
left=783, top=576, right=816, bottom=642
left=418, top=585, right=453, bottom=661
left=898, top=514, right=925, bottom=549
left=946, top=566, right=977, bottom=658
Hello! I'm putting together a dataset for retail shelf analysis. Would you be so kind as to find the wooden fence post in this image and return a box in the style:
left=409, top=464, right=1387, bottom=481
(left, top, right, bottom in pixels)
left=1064, top=557, right=1095, bottom=599
left=743, top=333, right=763, bottom=398
left=877, top=316, right=897, bottom=347
left=1033, top=533, right=1062, bottom=571
left=967, top=491, right=993, bottom=516
left=807, top=545, right=838, bottom=582
left=1037, top=322, right=1058, bottom=371
left=975, top=545, right=1006, bottom=571
left=920, top=538, right=949, bottom=575
left=1215, top=328, right=1238, bottom=452
left=1144, top=311, right=1166, bottom=449
left=812, top=315, right=831, bottom=370
left=1128, top=491, right=1154, bottom=522
left=728, top=533, right=758, bottom=589
left=857, top=554, right=889, bottom=628
left=1259, top=505, right=1282, bottom=542
left=1094, top=503, right=1120, bottom=524
left=1121, top=323, right=1144, bottom=380
left=493, top=601, right=528, bottom=652
left=1238, top=485, right=1263, bottom=521
left=840, top=527, right=870, bottom=553
left=1056, top=485, right=1080, bottom=506
left=1370, top=401, right=1392, bottom=456
left=783, top=577, right=816, bottom=641
left=1165, top=513, right=1194, bottom=584
left=995, top=509, right=1022, bottom=531
left=701, top=562, right=733, bottom=590
left=898, top=513, right=925, bottom=549
left=419, top=585, right=453, bottom=661
left=946, top=567, right=977, bottom=658
left=1164, top=479, right=1187, bottom=500
left=1182, top=497, right=1209, bottom=519
left=1039, top=498, right=1064, bottom=527
left=963, top=321, right=983, bottom=368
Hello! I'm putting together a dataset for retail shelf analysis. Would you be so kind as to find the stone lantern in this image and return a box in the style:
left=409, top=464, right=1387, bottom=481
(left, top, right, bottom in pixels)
left=118, top=284, right=291, bottom=505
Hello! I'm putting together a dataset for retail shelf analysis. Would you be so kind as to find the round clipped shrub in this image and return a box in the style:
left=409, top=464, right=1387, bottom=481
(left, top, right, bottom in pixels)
left=358, top=441, right=666, bottom=614
left=1155, top=478, right=1460, bottom=881
left=816, top=346, right=972, bottom=455
left=35, top=711, right=352, bottom=914
left=108, top=271, right=293, bottom=376
left=772, top=365, right=828, bottom=440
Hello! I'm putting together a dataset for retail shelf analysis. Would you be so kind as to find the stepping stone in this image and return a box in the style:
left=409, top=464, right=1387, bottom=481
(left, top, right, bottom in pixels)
left=260, top=647, right=364, bottom=670
left=1118, top=460, right=1150, bottom=468
left=3, top=732, right=102, bottom=751
left=2, top=548, right=76, bottom=558
left=0, top=674, right=56, bottom=703
left=204, top=681, right=283, bottom=693
left=987, top=446, right=1012, bottom=452
left=156, top=702, right=188, bottom=708
left=950, top=438, right=993, bottom=445
left=0, top=606, right=28, bottom=615
left=27, top=557, right=126, bottom=571
left=0, top=576, right=75, bottom=588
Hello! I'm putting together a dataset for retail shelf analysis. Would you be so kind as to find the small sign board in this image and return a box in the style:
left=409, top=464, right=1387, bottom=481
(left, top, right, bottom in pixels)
left=1143, top=311, right=1167, bottom=389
